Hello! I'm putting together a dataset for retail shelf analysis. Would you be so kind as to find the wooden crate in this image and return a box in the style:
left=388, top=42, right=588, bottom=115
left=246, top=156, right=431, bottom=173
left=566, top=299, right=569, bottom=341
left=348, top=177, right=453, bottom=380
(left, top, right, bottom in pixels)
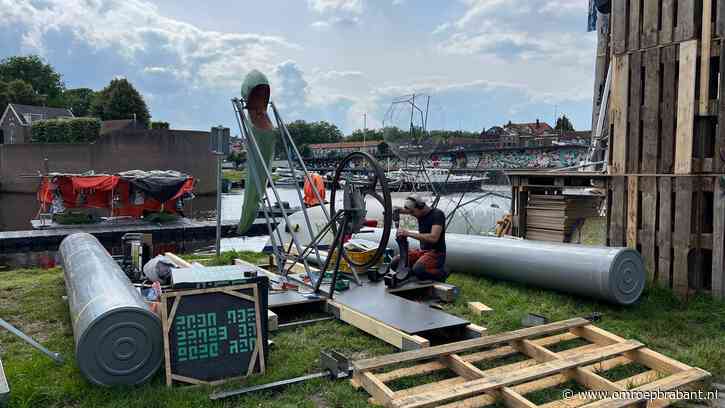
left=608, top=37, right=725, bottom=175
left=610, top=0, right=721, bottom=55
left=608, top=175, right=725, bottom=298
left=352, top=318, right=710, bottom=408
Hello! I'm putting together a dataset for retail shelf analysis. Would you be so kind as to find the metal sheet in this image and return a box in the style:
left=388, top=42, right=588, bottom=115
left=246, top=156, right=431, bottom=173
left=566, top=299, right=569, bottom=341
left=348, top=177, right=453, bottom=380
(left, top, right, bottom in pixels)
left=358, top=229, right=645, bottom=305
left=60, top=233, right=163, bottom=386
left=334, top=279, right=469, bottom=334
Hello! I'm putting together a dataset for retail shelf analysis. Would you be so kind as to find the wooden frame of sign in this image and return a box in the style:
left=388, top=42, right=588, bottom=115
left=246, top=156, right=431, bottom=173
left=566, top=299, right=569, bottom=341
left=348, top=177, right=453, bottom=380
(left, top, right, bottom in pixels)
left=160, top=283, right=266, bottom=386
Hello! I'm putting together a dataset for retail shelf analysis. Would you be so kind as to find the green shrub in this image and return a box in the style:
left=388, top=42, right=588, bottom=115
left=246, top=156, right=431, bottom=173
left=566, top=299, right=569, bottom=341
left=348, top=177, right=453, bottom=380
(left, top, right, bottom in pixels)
left=31, top=117, right=101, bottom=143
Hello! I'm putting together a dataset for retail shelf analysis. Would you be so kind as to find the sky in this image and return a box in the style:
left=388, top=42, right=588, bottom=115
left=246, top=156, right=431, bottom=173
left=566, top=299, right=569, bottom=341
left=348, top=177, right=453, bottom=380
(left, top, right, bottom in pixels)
left=0, top=0, right=598, bottom=135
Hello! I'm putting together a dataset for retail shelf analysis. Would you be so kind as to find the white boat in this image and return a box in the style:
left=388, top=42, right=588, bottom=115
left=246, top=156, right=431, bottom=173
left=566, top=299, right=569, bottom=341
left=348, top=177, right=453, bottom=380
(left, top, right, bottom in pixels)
left=385, top=168, right=486, bottom=193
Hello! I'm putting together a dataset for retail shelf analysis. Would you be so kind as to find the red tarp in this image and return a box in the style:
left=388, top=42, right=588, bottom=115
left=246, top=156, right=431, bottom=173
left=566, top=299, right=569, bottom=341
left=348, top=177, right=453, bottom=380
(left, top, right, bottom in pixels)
left=38, top=175, right=194, bottom=217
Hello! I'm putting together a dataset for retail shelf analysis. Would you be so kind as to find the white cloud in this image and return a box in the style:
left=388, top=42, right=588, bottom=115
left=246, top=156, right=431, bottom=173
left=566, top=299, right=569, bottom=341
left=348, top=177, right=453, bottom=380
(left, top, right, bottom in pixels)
left=307, top=0, right=363, bottom=14
left=0, top=0, right=299, bottom=89
left=432, top=22, right=450, bottom=35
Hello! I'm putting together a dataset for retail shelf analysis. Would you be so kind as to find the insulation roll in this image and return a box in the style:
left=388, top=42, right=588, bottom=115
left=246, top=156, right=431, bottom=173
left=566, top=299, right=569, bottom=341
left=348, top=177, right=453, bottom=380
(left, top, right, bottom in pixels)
left=357, top=228, right=645, bottom=305
left=60, top=233, right=163, bottom=386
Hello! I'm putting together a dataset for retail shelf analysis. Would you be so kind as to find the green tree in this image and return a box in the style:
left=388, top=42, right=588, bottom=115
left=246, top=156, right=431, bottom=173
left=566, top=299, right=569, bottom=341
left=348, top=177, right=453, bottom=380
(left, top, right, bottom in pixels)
left=31, top=117, right=101, bottom=143
left=226, top=151, right=246, bottom=168
left=555, top=115, right=575, bottom=132
left=348, top=128, right=383, bottom=142
left=151, top=121, right=170, bottom=129
left=0, top=79, right=43, bottom=109
left=91, top=78, right=150, bottom=126
left=63, top=88, right=96, bottom=117
left=0, top=56, right=65, bottom=106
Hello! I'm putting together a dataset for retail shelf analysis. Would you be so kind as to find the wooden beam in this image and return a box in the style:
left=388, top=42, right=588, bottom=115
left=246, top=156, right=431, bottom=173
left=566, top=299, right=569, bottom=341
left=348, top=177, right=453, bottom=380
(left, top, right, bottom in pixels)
left=443, top=354, right=485, bottom=380
left=375, top=332, right=579, bottom=384
left=467, top=302, right=492, bottom=315
left=357, top=371, right=395, bottom=407
left=700, top=0, right=713, bottom=116
left=628, top=0, right=641, bottom=51
left=718, top=40, right=725, bottom=173
left=657, top=177, right=673, bottom=287
left=674, top=40, right=698, bottom=174
left=642, top=48, right=660, bottom=172
left=660, top=0, right=675, bottom=44
left=660, top=45, right=677, bottom=173
left=641, top=0, right=659, bottom=48
left=610, top=54, right=629, bottom=174
left=673, top=177, right=693, bottom=297
left=627, top=52, right=642, bottom=173
left=390, top=341, right=643, bottom=408
left=714, top=179, right=725, bottom=299
left=328, top=300, right=429, bottom=351
left=612, top=0, right=628, bottom=54
left=609, top=176, right=626, bottom=246
left=627, top=176, right=639, bottom=249
left=581, top=368, right=710, bottom=408
left=640, top=177, right=657, bottom=281
left=675, top=0, right=696, bottom=42
left=353, top=318, right=590, bottom=373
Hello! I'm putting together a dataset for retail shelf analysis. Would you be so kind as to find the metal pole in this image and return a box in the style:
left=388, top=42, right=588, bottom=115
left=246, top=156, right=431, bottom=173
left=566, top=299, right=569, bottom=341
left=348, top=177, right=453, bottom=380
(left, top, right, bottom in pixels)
left=233, top=99, right=314, bottom=279
left=215, top=152, right=222, bottom=256
left=0, top=318, right=63, bottom=364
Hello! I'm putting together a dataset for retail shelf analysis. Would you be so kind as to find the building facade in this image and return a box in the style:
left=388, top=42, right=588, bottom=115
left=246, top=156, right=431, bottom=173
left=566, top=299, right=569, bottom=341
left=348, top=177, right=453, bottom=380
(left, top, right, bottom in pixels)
left=0, top=104, right=74, bottom=144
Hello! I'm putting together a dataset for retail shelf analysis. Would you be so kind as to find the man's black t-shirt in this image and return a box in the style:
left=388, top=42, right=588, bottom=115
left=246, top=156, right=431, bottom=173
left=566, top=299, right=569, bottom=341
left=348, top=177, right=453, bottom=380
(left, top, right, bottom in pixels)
left=417, top=208, right=446, bottom=253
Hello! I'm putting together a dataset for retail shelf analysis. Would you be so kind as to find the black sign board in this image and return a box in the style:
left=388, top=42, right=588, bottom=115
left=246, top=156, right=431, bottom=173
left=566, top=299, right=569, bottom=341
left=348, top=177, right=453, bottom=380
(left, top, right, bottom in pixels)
left=161, top=277, right=269, bottom=386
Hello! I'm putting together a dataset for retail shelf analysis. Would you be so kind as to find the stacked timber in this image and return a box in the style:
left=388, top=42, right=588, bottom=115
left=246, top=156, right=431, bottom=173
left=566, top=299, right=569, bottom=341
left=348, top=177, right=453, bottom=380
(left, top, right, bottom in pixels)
left=525, top=195, right=598, bottom=242
left=605, top=0, right=725, bottom=299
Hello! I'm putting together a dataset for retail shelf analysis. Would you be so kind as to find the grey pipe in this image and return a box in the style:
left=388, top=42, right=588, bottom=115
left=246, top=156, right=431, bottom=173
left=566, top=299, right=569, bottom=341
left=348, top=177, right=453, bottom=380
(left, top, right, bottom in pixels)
left=60, top=233, right=163, bottom=386
left=356, top=229, right=645, bottom=305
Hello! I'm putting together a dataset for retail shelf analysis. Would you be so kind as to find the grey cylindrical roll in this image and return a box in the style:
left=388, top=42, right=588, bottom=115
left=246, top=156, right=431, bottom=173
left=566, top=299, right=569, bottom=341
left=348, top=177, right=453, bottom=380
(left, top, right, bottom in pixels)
left=357, top=229, right=645, bottom=305
left=60, top=233, right=163, bottom=386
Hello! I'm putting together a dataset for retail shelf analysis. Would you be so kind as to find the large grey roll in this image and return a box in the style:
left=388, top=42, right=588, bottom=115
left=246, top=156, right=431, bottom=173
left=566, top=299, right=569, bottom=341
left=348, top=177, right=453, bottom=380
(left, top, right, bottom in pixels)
left=60, top=233, right=163, bottom=386
left=357, top=228, right=645, bottom=305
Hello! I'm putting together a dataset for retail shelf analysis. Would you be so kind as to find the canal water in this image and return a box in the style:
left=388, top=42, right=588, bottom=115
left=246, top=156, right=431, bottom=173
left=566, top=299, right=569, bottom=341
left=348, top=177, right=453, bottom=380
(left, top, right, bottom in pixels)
left=0, top=187, right=511, bottom=250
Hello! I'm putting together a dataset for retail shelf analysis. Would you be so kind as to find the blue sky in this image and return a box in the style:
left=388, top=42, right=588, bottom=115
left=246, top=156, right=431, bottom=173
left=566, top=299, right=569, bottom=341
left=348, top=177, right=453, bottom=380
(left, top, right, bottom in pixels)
left=0, top=0, right=598, bottom=134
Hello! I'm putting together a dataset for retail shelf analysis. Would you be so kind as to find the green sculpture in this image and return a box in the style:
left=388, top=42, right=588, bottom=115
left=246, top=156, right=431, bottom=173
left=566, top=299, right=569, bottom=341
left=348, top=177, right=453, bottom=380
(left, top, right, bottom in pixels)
left=238, top=70, right=277, bottom=234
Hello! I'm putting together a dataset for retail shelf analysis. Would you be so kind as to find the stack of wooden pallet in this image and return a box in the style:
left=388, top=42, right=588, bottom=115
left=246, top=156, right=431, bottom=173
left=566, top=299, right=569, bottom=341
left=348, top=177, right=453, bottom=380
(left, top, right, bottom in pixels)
left=525, top=195, right=598, bottom=242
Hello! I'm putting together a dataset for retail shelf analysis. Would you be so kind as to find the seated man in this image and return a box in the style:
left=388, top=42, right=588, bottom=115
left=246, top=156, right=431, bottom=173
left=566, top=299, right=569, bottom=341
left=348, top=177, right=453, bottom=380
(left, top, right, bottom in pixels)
left=392, top=195, right=448, bottom=282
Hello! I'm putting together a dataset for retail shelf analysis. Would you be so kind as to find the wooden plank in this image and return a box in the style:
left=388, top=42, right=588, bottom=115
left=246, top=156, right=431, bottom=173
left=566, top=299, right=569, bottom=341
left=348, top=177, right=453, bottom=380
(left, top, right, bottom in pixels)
left=500, top=388, right=537, bottom=408
left=718, top=40, right=725, bottom=173
left=713, top=178, right=725, bottom=299
left=572, top=324, right=692, bottom=373
left=642, top=47, right=660, bottom=172
left=329, top=300, right=430, bottom=351
left=612, top=0, right=628, bottom=54
left=390, top=341, right=644, bottom=408
left=660, top=0, right=675, bottom=44
left=628, top=51, right=643, bottom=173
left=627, top=176, right=639, bottom=248
left=437, top=357, right=636, bottom=408
left=353, top=318, right=590, bottom=373
left=581, top=368, right=710, bottom=408
left=657, top=177, right=673, bottom=287
left=444, top=354, right=486, bottom=380
left=701, top=0, right=714, bottom=116
left=675, top=0, right=697, bottom=42
left=660, top=45, right=677, bottom=173
left=641, top=0, right=659, bottom=47
left=609, top=176, right=626, bottom=246
left=267, top=309, right=278, bottom=331
left=628, top=0, right=642, bottom=51
left=673, top=177, right=693, bottom=297
left=640, top=177, right=657, bottom=281
left=610, top=54, right=630, bottom=174
left=674, top=40, right=698, bottom=174
left=538, top=371, right=659, bottom=408
left=467, top=302, right=492, bottom=315
left=375, top=333, right=579, bottom=384
left=358, top=372, right=395, bottom=406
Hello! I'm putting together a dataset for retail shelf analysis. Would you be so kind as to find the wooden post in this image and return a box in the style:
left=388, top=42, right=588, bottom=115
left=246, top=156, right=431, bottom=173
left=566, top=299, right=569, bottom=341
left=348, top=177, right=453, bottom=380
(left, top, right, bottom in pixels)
left=609, top=176, right=626, bottom=246
left=660, top=45, right=678, bottom=174
left=610, top=54, right=629, bottom=174
left=713, top=178, right=725, bottom=299
left=642, top=48, right=660, bottom=172
left=657, top=177, right=673, bottom=288
left=674, top=40, right=698, bottom=174
left=627, top=176, right=639, bottom=249
left=673, top=178, right=693, bottom=298
left=640, top=177, right=657, bottom=282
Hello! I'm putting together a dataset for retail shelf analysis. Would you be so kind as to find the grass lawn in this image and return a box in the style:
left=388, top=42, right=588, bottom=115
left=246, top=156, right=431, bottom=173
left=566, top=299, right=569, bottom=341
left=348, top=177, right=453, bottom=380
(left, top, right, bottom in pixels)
left=223, top=169, right=246, bottom=184
left=1, top=249, right=724, bottom=407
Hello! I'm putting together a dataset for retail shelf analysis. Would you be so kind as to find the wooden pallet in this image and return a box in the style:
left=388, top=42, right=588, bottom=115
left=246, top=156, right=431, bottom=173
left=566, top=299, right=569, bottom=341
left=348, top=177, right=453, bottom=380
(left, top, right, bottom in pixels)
left=352, top=318, right=709, bottom=408
left=608, top=175, right=725, bottom=299
left=610, top=0, right=720, bottom=56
